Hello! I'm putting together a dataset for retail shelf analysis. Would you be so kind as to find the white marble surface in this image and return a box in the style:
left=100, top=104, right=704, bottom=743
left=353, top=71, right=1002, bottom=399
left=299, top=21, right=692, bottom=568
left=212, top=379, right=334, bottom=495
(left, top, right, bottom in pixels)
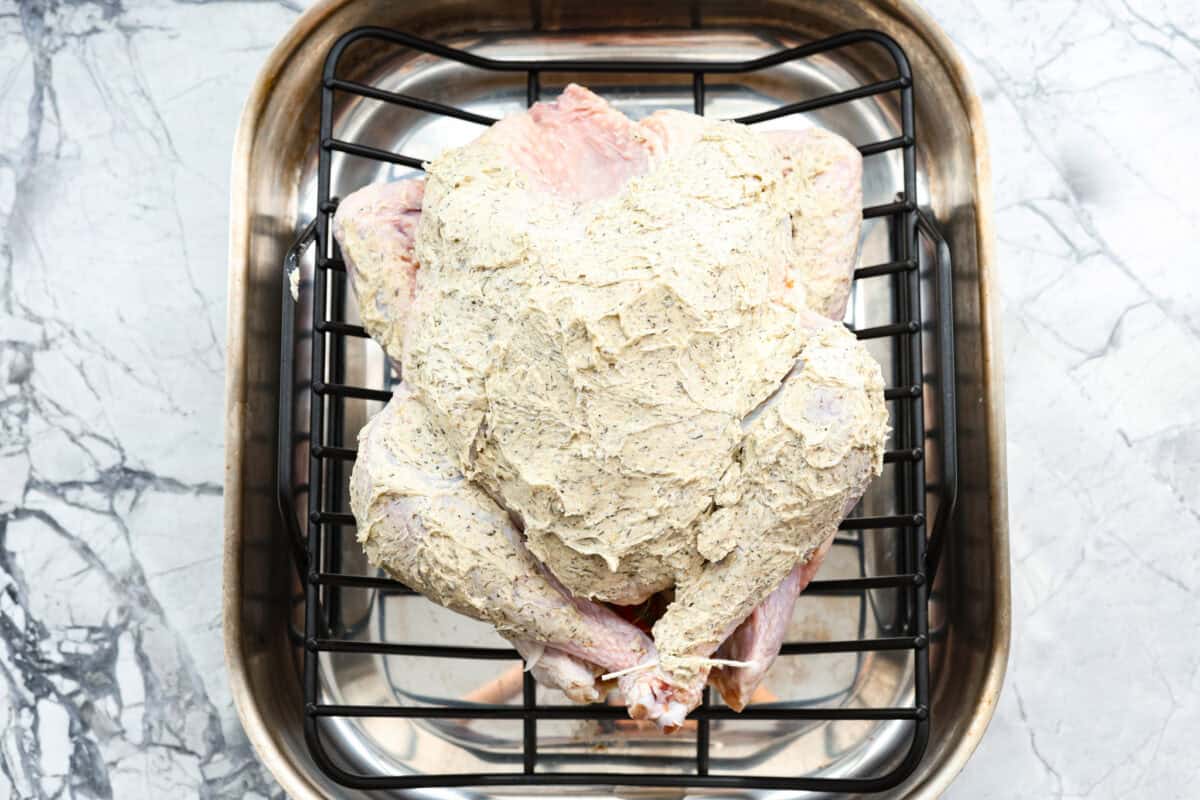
left=0, top=0, right=1196, bottom=797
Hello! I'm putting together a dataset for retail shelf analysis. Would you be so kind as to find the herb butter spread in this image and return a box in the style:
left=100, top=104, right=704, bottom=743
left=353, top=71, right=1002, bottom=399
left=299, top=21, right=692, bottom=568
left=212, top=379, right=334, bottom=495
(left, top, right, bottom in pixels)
left=401, top=101, right=884, bottom=616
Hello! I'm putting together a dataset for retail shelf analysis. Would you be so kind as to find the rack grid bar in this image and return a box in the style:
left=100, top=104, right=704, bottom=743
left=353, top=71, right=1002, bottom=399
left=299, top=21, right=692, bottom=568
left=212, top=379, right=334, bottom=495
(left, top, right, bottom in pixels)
left=277, top=20, right=958, bottom=795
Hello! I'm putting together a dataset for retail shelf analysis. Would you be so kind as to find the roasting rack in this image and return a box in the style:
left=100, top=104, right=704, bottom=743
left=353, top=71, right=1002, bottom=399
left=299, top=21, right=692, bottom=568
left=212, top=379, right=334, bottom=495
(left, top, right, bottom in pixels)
left=277, top=21, right=959, bottom=795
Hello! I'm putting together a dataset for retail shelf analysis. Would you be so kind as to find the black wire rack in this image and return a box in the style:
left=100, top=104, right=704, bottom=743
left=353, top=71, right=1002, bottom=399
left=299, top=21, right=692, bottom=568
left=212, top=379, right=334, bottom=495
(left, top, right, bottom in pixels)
left=277, top=22, right=959, bottom=795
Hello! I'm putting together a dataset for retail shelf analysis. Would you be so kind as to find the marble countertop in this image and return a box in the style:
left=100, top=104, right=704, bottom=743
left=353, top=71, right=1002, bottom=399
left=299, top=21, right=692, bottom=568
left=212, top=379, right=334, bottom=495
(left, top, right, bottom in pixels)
left=1, top=0, right=1196, bottom=796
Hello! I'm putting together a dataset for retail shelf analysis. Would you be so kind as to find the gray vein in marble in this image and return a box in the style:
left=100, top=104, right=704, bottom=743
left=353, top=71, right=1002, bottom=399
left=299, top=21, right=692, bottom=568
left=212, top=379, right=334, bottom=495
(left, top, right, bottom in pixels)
left=959, top=4, right=1200, bottom=340
left=939, top=2, right=1200, bottom=797
left=175, top=0, right=304, bottom=15
left=1012, top=684, right=1064, bottom=800
left=1, top=0, right=290, bottom=796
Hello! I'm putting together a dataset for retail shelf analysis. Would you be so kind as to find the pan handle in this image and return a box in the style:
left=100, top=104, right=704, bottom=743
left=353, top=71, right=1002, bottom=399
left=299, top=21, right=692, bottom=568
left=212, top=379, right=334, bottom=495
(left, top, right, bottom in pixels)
left=915, top=209, right=958, bottom=586
left=277, top=219, right=319, bottom=580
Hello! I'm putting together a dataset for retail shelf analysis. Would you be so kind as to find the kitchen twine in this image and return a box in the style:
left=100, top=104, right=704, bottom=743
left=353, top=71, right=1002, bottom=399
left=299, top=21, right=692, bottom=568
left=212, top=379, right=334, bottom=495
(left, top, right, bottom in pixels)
left=601, top=657, right=758, bottom=681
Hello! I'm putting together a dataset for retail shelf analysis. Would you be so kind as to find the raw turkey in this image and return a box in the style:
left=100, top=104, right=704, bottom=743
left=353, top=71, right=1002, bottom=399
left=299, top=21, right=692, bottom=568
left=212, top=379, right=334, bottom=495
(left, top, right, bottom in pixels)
left=337, top=84, right=888, bottom=731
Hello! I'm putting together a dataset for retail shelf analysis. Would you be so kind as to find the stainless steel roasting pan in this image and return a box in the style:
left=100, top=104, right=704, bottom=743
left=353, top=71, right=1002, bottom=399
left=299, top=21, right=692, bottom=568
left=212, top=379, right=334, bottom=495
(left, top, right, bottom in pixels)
left=224, top=1, right=1008, bottom=796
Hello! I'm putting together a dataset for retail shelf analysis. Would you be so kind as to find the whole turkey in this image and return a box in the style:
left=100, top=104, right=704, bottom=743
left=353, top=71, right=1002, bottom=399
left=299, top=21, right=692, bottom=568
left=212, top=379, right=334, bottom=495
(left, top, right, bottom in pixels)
left=336, top=85, right=889, bottom=732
